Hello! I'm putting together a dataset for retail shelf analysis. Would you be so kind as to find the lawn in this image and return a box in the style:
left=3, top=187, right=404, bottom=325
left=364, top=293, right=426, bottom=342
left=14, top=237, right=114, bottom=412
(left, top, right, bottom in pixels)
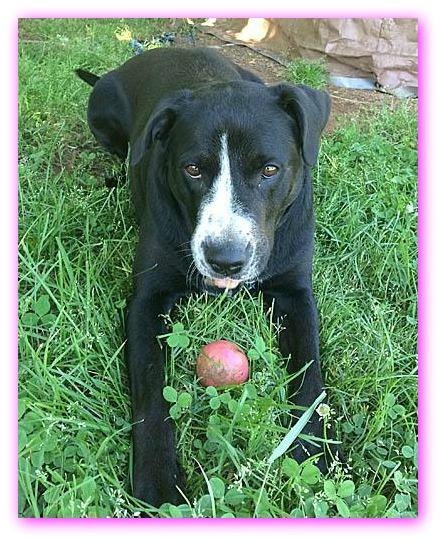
left=18, top=18, right=418, bottom=518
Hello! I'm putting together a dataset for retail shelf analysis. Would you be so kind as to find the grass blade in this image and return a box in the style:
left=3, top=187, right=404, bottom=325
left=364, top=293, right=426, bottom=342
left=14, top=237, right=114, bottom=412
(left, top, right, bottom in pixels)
left=267, top=391, right=326, bottom=465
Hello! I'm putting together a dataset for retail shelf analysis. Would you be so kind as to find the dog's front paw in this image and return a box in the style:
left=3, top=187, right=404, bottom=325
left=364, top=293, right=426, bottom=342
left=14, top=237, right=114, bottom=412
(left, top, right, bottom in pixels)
left=133, top=456, right=186, bottom=508
left=131, top=416, right=187, bottom=508
left=291, top=438, right=327, bottom=473
left=290, top=418, right=344, bottom=474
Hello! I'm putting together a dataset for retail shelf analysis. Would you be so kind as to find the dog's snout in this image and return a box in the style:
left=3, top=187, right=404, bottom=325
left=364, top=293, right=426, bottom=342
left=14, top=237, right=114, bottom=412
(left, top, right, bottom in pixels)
left=203, top=241, right=251, bottom=277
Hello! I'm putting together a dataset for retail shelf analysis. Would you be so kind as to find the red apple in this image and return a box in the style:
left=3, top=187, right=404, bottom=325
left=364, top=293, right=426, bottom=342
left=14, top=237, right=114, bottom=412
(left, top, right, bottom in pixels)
left=196, top=340, right=249, bottom=387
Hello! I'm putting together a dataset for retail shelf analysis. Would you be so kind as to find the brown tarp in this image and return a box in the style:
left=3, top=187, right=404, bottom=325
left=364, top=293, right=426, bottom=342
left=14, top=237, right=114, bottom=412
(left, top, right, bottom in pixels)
left=200, top=18, right=418, bottom=96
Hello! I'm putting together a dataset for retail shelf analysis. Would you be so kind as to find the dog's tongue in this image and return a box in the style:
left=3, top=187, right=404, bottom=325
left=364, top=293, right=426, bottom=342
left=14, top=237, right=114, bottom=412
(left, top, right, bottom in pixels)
left=211, top=278, right=241, bottom=289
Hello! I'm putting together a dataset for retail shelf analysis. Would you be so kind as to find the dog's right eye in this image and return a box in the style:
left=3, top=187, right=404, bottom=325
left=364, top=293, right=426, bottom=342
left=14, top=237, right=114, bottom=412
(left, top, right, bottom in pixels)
left=262, top=164, right=279, bottom=179
left=184, top=164, right=202, bottom=179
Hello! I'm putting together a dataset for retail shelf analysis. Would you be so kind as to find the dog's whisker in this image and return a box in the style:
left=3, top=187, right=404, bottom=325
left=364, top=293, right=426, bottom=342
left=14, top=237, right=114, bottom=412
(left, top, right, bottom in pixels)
left=133, top=263, right=159, bottom=278
left=177, top=242, right=192, bottom=250
left=190, top=263, right=198, bottom=290
left=185, top=264, right=192, bottom=289
left=177, top=249, right=193, bottom=259
left=186, top=260, right=196, bottom=290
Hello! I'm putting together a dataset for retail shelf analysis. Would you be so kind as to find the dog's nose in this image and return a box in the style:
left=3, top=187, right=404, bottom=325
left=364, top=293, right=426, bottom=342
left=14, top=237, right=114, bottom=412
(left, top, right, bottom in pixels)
left=204, top=242, right=251, bottom=277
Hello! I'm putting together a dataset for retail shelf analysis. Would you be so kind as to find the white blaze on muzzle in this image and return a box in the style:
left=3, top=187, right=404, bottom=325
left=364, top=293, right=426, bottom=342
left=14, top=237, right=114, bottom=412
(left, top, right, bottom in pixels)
left=191, top=133, right=256, bottom=284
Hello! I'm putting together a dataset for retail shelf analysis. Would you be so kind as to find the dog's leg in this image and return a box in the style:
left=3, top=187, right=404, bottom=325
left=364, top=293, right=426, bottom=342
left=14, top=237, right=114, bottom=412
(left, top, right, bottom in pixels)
left=263, top=275, right=339, bottom=471
left=126, top=289, right=185, bottom=507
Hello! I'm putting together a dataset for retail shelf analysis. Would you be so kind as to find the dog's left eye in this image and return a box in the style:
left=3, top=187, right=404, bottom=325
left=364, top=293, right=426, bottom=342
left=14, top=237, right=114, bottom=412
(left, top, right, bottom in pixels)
left=184, top=164, right=202, bottom=179
left=262, top=164, right=279, bottom=178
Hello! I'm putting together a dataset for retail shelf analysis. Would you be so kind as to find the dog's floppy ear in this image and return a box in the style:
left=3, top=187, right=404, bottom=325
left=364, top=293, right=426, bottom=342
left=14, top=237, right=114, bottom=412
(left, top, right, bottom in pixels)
left=130, top=90, right=192, bottom=166
left=271, top=83, right=331, bottom=167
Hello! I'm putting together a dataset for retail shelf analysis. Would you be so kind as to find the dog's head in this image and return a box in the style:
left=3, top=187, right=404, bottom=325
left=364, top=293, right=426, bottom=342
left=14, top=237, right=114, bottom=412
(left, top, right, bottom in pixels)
left=131, top=81, right=330, bottom=290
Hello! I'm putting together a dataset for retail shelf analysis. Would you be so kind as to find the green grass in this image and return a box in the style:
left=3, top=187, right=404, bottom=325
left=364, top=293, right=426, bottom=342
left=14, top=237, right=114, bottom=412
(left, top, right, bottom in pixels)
left=285, top=58, right=328, bottom=89
left=18, top=19, right=418, bottom=518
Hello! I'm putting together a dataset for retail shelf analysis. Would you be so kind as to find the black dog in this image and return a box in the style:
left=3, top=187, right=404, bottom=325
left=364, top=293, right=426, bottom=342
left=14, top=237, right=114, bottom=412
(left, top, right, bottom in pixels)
left=77, top=47, right=335, bottom=507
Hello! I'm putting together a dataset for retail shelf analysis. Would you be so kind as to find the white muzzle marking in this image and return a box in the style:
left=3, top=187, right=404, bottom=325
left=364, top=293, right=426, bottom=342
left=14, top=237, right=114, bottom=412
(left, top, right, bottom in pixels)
left=191, top=133, right=256, bottom=283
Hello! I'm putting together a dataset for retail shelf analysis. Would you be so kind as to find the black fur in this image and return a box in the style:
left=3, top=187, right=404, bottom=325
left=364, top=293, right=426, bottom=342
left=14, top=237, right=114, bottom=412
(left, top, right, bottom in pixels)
left=76, top=47, right=337, bottom=508
left=75, top=68, right=100, bottom=87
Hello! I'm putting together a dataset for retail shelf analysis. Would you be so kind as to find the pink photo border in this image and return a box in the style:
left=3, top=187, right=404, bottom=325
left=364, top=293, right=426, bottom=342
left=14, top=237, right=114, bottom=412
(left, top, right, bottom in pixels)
left=12, top=9, right=424, bottom=531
